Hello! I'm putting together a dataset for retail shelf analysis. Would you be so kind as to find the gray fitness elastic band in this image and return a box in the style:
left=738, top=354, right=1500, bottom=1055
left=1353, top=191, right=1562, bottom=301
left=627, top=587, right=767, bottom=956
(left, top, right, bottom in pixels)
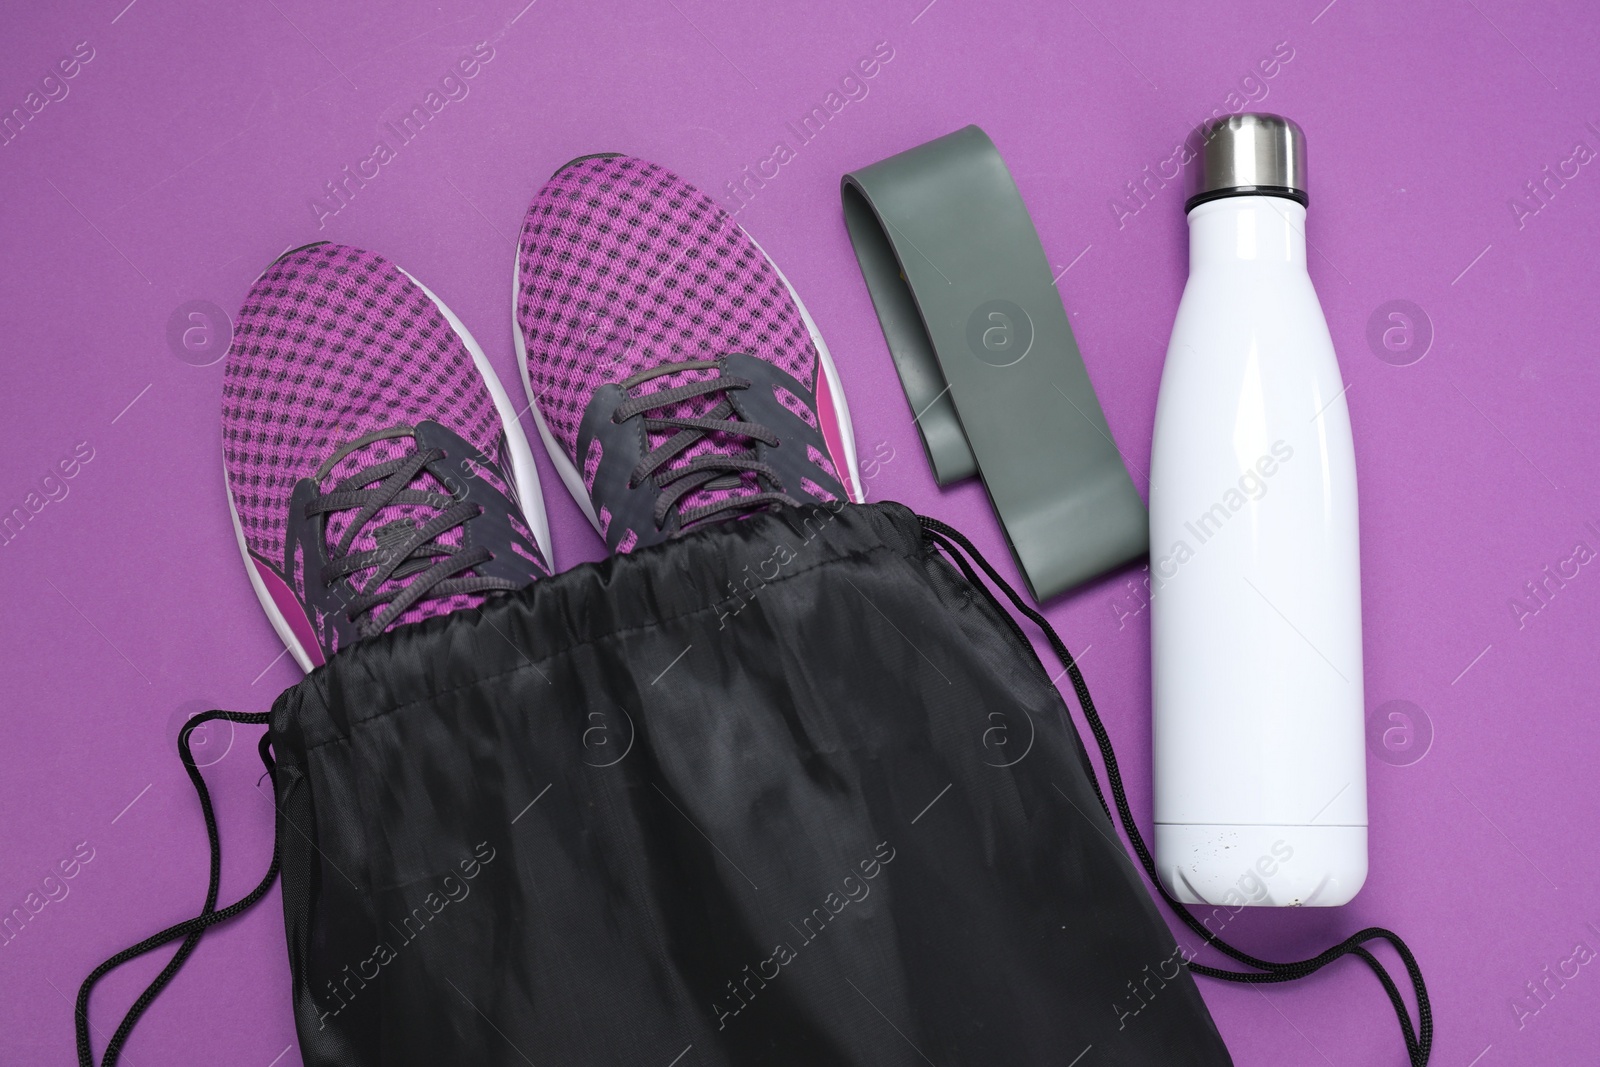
left=841, top=124, right=1148, bottom=601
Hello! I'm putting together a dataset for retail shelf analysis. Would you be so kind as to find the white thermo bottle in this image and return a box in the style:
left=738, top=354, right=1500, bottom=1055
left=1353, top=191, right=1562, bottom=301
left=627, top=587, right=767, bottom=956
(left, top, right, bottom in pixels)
left=1150, top=114, right=1366, bottom=907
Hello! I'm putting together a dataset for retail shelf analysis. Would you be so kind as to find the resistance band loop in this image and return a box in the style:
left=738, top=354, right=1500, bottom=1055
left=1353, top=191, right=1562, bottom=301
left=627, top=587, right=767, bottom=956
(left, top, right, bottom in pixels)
left=843, top=126, right=1149, bottom=600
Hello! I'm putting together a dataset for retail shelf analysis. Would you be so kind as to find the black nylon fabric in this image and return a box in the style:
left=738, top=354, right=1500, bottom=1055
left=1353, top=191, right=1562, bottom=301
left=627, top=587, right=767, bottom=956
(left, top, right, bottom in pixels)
left=268, top=500, right=1232, bottom=1066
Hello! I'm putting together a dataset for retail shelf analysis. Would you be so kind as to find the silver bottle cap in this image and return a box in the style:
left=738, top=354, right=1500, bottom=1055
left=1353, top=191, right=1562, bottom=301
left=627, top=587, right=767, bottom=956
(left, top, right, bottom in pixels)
left=1185, top=113, right=1307, bottom=211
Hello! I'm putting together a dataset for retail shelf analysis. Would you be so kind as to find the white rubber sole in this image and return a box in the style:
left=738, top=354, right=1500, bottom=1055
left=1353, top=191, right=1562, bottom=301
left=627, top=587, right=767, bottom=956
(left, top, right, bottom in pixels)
left=510, top=219, right=865, bottom=538
left=402, top=267, right=553, bottom=566
left=225, top=253, right=553, bottom=675
left=512, top=238, right=604, bottom=533
left=225, top=473, right=318, bottom=673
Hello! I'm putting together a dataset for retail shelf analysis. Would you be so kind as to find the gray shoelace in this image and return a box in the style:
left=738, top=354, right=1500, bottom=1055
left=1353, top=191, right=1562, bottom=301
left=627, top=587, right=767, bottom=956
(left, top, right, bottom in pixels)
left=305, top=431, right=521, bottom=636
left=611, top=358, right=801, bottom=531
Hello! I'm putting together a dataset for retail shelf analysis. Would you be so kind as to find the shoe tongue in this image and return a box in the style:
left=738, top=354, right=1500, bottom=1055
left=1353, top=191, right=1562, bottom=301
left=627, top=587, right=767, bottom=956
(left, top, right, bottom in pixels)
left=635, top=366, right=761, bottom=518
left=320, top=436, right=466, bottom=600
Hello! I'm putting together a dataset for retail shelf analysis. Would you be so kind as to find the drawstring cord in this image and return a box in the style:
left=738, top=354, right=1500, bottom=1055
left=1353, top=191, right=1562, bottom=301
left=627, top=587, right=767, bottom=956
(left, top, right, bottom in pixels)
left=919, top=514, right=1433, bottom=1067
left=74, top=711, right=281, bottom=1067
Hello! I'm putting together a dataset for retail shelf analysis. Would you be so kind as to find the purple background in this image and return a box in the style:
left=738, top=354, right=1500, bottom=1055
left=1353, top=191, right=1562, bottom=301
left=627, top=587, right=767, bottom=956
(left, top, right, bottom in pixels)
left=3, top=0, right=1597, bottom=1063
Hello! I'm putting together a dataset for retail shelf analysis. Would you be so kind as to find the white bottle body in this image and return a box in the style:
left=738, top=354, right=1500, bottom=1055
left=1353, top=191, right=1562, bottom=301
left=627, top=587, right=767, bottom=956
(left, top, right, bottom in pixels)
left=1150, top=196, right=1366, bottom=907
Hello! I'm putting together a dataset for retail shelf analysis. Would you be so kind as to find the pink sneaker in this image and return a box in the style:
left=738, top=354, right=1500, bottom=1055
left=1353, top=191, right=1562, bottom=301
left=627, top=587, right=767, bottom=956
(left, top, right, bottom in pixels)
left=513, top=154, right=863, bottom=553
left=222, top=242, right=551, bottom=671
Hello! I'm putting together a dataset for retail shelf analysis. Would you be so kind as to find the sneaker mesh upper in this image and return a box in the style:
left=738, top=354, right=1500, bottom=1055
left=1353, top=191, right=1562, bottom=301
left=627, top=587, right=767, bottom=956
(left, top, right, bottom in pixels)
left=221, top=243, right=513, bottom=633
left=515, top=156, right=820, bottom=521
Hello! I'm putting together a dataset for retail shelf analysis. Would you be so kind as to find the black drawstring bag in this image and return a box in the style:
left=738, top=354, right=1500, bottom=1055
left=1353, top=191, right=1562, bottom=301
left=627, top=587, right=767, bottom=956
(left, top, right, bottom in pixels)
left=78, top=502, right=1430, bottom=1065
